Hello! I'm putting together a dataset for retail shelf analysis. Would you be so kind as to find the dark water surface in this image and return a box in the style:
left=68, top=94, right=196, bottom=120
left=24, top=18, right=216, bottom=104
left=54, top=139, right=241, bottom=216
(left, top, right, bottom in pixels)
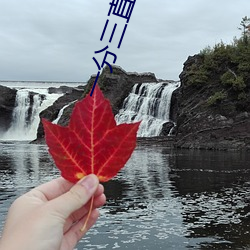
left=0, top=142, right=250, bottom=249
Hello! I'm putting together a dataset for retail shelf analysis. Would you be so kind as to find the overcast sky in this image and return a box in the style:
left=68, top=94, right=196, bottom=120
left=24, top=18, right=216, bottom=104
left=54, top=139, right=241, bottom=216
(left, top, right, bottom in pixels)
left=0, top=0, right=249, bottom=82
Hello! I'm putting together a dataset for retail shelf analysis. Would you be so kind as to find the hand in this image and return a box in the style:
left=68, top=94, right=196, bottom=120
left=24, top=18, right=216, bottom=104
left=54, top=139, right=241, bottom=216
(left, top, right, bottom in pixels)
left=0, top=174, right=106, bottom=250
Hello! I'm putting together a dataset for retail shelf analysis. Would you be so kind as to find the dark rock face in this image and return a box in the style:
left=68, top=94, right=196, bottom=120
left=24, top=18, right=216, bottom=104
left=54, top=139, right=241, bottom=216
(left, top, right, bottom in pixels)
left=36, top=87, right=85, bottom=139
left=86, top=65, right=158, bottom=115
left=48, top=85, right=85, bottom=94
left=175, top=55, right=250, bottom=151
left=0, top=85, right=17, bottom=132
left=160, top=122, right=175, bottom=136
left=169, top=87, right=181, bottom=122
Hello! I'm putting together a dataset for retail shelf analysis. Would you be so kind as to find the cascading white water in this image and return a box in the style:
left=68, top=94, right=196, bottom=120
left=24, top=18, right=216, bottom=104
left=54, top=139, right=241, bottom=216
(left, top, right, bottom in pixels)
left=115, top=81, right=180, bottom=137
left=8, top=90, right=31, bottom=136
left=1, top=89, right=62, bottom=141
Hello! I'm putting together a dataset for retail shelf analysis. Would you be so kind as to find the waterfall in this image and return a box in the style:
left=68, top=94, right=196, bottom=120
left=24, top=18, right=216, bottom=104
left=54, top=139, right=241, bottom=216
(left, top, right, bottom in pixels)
left=115, top=81, right=180, bottom=137
left=1, top=89, right=62, bottom=141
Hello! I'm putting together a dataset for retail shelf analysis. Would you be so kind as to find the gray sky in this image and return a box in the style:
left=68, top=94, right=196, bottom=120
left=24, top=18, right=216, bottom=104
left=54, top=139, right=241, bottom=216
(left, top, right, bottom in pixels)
left=0, top=0, right=249, bottom=82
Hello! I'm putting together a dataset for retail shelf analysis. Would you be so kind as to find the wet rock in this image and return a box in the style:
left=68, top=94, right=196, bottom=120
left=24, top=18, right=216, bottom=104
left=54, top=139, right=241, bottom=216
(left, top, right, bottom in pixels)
left=160, top=122, right=175, bottom=136
left=36, top=88, right=84, bottom=139
left=0, top=85, right=17, bottom=132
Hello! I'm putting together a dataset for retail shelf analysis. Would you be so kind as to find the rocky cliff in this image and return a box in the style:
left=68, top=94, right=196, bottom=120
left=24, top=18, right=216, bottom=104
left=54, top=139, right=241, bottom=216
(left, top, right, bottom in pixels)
left=174, top=54, right=250, bottom=151
left=0, top=85, right=17, bottom=133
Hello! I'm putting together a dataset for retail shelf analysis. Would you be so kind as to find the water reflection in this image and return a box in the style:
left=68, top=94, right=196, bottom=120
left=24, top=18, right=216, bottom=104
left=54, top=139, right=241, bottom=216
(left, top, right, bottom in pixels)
left=1, top=143, right=250, bottom=249
left=170, top=150, right=250, bottom=249
left=0, top=143, right=57, bottom=190
left=0, top=142, right=58, bottom=230
left=83, top=146, right=188, bottom=249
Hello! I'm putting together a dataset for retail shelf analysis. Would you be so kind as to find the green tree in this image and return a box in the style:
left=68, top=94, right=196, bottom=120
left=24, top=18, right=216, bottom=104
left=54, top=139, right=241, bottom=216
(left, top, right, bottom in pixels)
left=206, top=91, right=228, bottom=106
left=238, top=16, right=250, bottom=44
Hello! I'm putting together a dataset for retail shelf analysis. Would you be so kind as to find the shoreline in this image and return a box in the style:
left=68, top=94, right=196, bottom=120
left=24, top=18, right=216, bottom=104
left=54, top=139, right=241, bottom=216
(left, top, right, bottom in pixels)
left=29, top=136, right=250, bottom=152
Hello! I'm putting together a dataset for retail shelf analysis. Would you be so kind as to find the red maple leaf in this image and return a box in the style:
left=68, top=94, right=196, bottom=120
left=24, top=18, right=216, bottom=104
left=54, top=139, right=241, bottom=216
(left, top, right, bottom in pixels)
left=42, top=84, right=140, bottom=183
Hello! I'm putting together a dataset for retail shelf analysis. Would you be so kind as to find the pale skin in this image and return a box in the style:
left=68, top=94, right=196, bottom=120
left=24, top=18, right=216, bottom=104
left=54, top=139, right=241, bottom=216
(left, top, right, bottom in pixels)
left=0, top=174, right=106, bottom=250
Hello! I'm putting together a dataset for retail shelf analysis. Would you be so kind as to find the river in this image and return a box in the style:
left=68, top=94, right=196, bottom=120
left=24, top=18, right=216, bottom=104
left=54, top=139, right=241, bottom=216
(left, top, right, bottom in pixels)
left=0, top=142, right=250, bottom=249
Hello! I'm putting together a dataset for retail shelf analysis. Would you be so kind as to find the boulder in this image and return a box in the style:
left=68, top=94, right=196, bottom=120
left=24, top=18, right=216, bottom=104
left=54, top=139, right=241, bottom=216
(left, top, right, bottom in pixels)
left=36, top=87, right=85, bottom=139
left=160, top=122, right=175, bottom=136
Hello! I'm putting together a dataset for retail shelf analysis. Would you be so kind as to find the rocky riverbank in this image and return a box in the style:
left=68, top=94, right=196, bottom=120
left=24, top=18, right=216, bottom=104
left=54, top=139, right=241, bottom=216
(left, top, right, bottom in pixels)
left=173, top=54, right=250, bottom=151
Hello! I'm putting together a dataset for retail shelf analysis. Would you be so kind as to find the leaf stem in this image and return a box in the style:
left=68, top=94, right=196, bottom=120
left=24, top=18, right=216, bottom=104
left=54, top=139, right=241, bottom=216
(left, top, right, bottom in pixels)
left=80, top=196, right=94, bottom=232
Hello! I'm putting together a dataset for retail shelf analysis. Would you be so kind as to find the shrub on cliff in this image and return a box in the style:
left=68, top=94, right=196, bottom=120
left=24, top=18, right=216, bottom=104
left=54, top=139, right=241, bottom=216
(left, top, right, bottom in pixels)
left=185, top=63, right=209, bottom=86
left=220, top=71, right=246, bottom=91
left=184, top=18, right=250, bottom=112
left=206, top=91, right=228, bottom=106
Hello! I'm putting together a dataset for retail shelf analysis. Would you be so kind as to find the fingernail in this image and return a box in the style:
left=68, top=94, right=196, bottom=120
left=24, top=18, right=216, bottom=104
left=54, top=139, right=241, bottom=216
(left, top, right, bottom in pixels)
left=78, top=174, right=98, bottom=191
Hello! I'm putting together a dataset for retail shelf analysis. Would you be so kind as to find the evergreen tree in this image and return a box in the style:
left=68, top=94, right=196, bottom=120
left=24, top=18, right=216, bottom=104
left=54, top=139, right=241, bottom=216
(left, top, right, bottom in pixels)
left=238, top=16, right=250, bottom=44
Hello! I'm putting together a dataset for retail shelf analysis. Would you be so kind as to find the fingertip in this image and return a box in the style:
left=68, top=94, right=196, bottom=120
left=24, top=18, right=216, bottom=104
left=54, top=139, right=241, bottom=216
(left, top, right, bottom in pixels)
left=99, top=183, right=104, bottom=193
left=100, top=193, right=106, bottom=206
left=94, top=184, right=104, bottom=197
left=92, top=208, right=100, bottom=218
left=93, top=193, right=106, bottom=208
